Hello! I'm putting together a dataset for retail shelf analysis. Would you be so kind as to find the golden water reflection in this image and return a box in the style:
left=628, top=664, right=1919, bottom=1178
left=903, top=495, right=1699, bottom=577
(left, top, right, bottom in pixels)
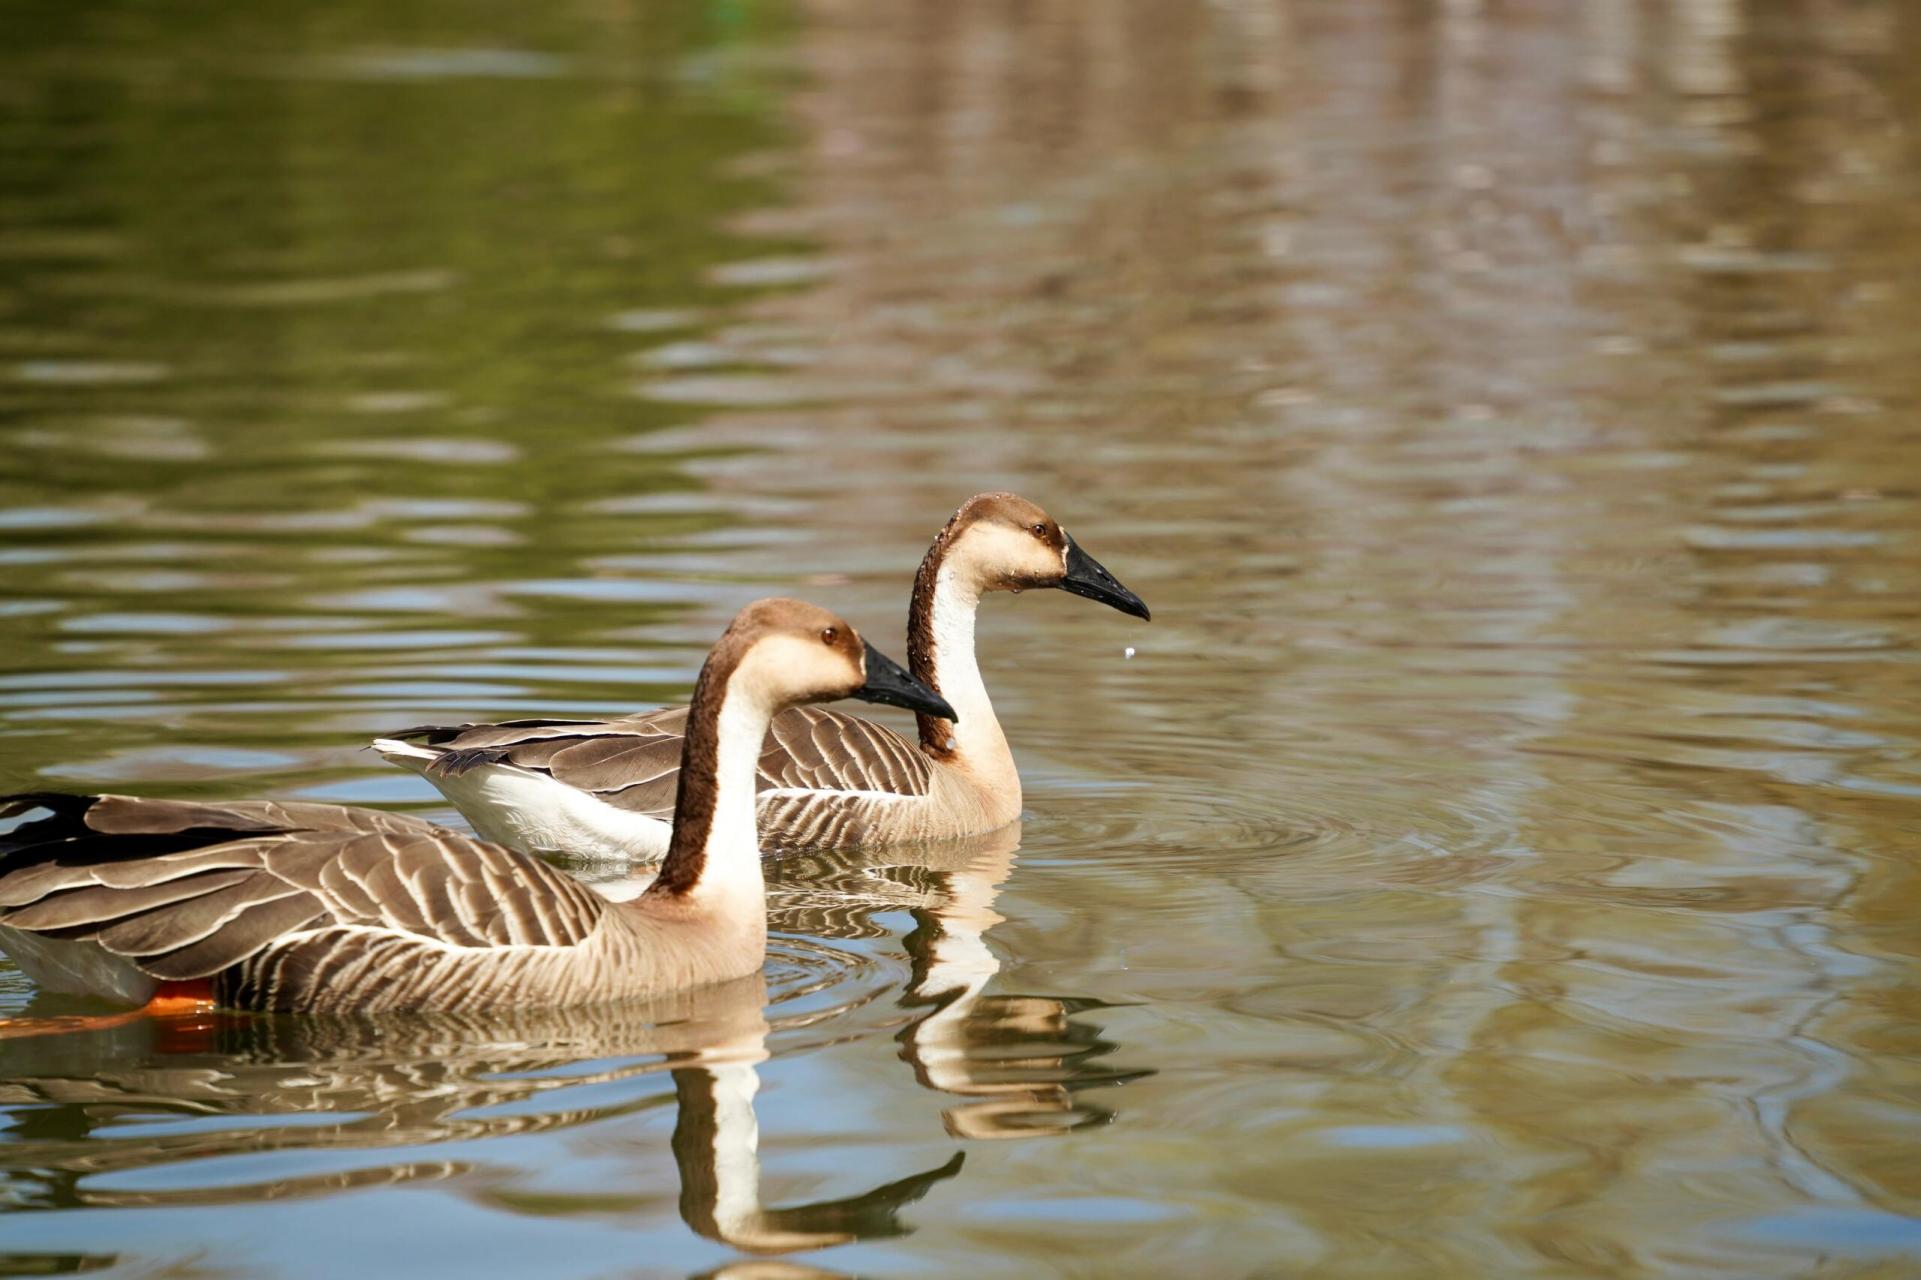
left=661, top=0, right=1921, bottom=1273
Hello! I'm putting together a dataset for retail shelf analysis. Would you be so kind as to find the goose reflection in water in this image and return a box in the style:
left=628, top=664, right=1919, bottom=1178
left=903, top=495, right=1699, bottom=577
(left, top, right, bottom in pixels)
left=765, top=822, right=1153, bottom=1139
left=0, top=976, right=956, bottom=1256
left=0, top=823, right=1146, bottom=1260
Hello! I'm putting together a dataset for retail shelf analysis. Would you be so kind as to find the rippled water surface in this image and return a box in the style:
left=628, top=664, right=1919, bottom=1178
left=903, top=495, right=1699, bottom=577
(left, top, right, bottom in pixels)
left=4, top=1, right=1921, bottom=1275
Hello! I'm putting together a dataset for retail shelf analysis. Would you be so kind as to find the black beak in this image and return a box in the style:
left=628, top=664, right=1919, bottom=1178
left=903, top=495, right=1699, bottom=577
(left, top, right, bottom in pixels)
left=855, top=642, right=958, bottom=722
left=1057, top=532, right=1152, bottom=621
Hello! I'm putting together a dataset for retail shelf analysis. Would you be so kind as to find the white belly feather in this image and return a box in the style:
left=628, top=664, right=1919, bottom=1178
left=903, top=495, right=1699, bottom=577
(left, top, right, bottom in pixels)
left=372, top=739, right=672, bottom=862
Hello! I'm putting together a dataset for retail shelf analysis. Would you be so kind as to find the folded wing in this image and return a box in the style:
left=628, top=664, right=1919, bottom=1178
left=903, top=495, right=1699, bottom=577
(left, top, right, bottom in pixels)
left=0, top=794, right=610, bottom=1003
left=388, top=705, right=935, bottom=817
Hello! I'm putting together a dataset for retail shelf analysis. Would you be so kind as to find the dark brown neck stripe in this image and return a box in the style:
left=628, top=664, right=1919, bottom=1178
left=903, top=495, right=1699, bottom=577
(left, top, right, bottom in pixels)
left=653, top=635, right=746, bottom=895
left=908, top=504, right=972, bottom=757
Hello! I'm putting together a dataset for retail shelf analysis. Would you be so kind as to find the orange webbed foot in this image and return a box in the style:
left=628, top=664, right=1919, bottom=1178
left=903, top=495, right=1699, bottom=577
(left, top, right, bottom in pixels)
left=0, top=980, right=223, bottom=1042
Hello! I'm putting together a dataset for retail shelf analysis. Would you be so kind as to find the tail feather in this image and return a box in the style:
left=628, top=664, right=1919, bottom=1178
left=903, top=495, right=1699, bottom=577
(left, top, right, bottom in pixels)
left=371, top=737, right=532, bottom=777
left=381, top=724, right=464, bottom=745
left=368, top=738, right=445, bottom=770
left=382, top=718, right=600, bottom=745
left=2, top=793, right=103, bottom=857
left=2, top=791, right=95, bottom=821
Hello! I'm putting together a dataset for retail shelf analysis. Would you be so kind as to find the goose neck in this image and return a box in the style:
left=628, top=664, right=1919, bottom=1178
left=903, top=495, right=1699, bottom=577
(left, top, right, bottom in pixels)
left=651, top=655, right=771, bottom=907
left=910, top=561, right=1008, bottom=768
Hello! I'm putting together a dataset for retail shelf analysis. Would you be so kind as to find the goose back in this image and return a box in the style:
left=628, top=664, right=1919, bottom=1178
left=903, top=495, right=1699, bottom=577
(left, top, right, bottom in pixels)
left=387, top=705, right=936, bottom=853
left=0, top=793, right=709, bottom=1012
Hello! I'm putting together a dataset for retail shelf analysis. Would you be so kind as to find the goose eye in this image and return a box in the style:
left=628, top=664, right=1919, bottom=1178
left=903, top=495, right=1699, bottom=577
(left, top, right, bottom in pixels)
left=820, top=626, right=839, bottom=645
left=1031, top=523, right=1048, bottom=537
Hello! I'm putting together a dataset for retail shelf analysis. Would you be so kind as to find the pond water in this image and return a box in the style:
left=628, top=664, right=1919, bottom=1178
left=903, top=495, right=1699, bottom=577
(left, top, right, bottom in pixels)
left=3, top=1, right=1920, bottom=1275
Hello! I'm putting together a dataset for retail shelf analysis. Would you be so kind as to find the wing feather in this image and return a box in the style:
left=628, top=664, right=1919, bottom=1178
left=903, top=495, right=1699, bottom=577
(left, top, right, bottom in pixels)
left=0, top=794, right=612, bottom=999
left=378, top=704, right=934, bottom=823
left=760, top=707, right=933, bottom=797
left=0, top=839, right=248, bottom=907
left=92, top=868, right=305, bottom=956
left=0, top=867, right=255, bottom=931
left=143, top=893, right=328, bottom=980
left=548, top=733, right=686, bottom=815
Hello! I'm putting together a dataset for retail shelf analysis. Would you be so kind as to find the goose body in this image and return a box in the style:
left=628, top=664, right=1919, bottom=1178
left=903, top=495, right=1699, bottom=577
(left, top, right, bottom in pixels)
left=0, top=600, right=955, bottom=1014
left=0, top=794, right=728, bottom=1012
left=374, top=494, right=1149, bottom=859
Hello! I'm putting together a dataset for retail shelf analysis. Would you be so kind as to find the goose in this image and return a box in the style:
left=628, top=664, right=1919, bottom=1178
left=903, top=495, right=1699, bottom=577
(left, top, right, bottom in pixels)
left=0, top=599, right=955, bottom=1017
left=372, top=493, right=1149, bottom=860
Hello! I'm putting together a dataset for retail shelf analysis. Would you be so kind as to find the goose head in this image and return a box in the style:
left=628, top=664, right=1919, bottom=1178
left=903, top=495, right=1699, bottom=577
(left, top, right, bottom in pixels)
left=656, top=600, right=954, bottom=898
left=939, top=493, right=1151, bottom=620
left=721, top=597, right=959, bottom=721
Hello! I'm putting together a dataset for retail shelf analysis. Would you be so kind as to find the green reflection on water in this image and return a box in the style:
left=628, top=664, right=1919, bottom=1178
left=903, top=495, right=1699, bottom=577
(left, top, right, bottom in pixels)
left=0, top=0, right=801, bottom=800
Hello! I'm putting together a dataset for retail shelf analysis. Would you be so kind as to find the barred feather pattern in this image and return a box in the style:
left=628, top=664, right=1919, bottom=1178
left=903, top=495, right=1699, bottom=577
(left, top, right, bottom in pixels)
left=398, top=707, right=933, bottom=808
left=390, top=705, right=938, bottom=853
left=0, top=794, right=757, bottom=1013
